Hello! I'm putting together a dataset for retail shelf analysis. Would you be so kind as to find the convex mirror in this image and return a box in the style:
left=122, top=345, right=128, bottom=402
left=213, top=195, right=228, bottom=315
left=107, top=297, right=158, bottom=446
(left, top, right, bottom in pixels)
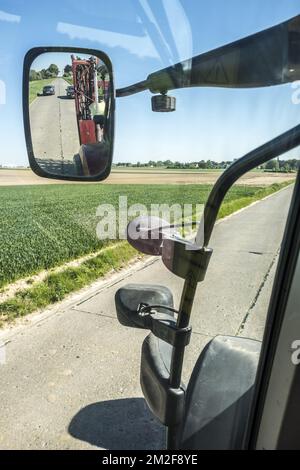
left=23, top=47, right=114, bottom=181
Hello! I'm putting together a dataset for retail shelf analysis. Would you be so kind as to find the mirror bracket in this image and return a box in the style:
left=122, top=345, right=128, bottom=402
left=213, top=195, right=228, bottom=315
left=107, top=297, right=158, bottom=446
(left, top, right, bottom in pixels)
left=137, top=304, right=192, bottom=348
left=162, top=240, right=213, bottom=281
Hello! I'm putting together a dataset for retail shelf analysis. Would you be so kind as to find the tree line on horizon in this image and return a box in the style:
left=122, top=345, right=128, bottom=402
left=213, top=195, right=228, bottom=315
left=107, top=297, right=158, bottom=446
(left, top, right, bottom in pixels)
left=1, top=158, right=299, bottom=172
left=29, top=64, right=72, bottom=81
left=114, top=158, right=299, bottom=172
left=29, top=64, right=59, bottom=81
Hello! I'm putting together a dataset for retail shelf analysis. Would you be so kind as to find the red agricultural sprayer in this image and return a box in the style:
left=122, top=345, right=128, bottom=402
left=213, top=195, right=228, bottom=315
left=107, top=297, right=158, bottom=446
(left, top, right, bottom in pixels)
left=71, top=54, right=108, bottom=145
left=70, top=54, right=112, bottom=177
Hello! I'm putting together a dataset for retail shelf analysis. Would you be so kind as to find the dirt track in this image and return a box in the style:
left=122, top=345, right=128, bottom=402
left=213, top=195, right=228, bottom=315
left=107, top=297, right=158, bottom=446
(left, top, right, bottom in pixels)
left=0, top=168, right=296, bottom=186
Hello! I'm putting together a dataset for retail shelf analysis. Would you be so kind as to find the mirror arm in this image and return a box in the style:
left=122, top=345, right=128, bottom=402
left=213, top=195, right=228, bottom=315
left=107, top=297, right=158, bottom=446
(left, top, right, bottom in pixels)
left=116, top=79, right=149, bottom=97
left=116, top=15, right=300, bottom=100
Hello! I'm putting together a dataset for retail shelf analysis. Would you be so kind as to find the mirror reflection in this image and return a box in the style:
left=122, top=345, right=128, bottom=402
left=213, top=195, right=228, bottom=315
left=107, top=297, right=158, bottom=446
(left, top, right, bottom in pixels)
left=29, top=51, right=113, bottom=178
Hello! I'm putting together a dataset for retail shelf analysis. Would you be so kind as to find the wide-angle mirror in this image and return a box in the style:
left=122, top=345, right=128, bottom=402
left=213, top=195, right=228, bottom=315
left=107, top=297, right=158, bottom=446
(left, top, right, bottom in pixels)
left=23, top=47, right=114, bottom=181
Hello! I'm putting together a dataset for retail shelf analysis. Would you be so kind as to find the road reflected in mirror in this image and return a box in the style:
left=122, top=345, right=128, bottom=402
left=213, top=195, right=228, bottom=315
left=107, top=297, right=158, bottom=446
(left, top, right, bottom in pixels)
left=28, top=51, right=113, bottom=179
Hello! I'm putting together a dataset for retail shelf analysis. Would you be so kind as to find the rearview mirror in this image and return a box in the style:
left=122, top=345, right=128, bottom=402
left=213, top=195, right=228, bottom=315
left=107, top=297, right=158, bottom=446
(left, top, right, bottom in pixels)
left=23, top=47, right=115, bottom=181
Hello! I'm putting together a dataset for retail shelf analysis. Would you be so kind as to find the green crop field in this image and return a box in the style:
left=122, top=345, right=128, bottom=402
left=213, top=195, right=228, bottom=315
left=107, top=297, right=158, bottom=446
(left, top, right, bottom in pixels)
left=0, top=182, right=289, bottom=290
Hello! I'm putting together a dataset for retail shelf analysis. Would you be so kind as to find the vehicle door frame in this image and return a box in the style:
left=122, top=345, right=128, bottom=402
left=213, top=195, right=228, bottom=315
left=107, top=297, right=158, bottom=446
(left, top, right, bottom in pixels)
left=245, top=169, right=300, bottom=449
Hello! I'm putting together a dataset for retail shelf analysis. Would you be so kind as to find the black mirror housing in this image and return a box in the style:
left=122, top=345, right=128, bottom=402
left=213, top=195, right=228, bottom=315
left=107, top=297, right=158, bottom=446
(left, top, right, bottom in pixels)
left=23, top=47, right=115, bottom=182
left=115, top=284, right=174, bottom=328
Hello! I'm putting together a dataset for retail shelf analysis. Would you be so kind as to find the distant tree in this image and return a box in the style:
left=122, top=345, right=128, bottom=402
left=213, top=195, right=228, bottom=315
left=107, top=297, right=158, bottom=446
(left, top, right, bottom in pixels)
left=29, top=70, right=39, bottom=81
left=286, top=159, right=299, bottom=171
left=265, top=159, right=279, bottom=171
left=43, top=70, right=54, bottom=78
left=47, top=64, right=59, bottom=77
left=64, top=64, right=72, bottom=75
left=40, top=69, right=47, bottom=79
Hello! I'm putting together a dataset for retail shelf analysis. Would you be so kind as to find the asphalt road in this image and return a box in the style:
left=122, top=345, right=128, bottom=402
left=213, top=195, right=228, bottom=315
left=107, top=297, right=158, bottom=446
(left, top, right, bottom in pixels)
left=30, top=78, right=79, bottom=169
left=0, top=186, right=293, bottom=450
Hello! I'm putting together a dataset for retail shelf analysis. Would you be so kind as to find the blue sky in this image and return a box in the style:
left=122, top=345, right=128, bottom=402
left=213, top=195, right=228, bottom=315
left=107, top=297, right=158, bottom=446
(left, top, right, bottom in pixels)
left=31, top=53, right=82, bottom=76
left=0, top=0, right=300, bottom=166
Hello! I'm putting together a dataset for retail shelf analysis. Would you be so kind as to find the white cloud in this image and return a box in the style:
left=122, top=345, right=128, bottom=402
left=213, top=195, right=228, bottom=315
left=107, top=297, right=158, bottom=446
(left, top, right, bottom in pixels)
left=0, top=10, right=21, bottom=23
left=57, top=21, right=160, bottom=59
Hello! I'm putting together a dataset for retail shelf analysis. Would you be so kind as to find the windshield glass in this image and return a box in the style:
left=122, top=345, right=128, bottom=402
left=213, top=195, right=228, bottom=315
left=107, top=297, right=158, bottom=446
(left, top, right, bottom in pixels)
left=0, top=0, right=299, bottom=451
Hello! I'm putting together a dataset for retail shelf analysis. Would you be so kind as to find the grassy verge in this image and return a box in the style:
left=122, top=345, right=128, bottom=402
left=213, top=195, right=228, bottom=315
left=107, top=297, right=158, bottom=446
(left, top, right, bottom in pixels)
left=29, top=79, right=54, bottom=104
left=0, top=181, right=293, bottom=326
left=0, top=242, right=136, bottom=327
left=217, top=182, right=291, bottom=219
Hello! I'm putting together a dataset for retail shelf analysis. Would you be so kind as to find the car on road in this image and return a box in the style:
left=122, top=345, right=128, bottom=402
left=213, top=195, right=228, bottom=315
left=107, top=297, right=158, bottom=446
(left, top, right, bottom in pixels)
left=42, top=85, right=55, bottom=96
left=66, top=85, right=75, bottom=98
